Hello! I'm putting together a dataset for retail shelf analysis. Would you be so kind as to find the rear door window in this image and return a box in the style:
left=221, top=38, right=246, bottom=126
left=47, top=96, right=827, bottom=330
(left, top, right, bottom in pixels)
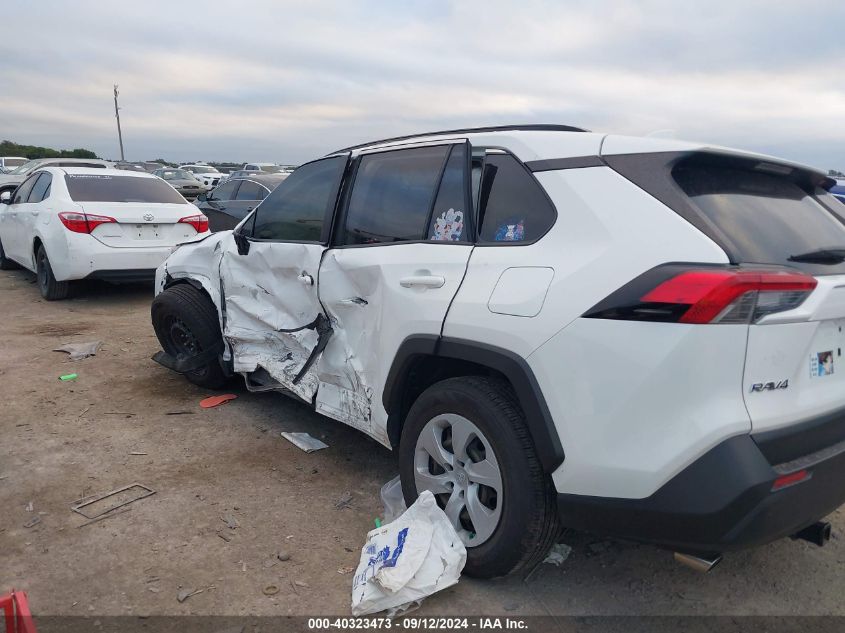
left=27, top=172, right=52, bottom=202
left=427, top=144, right=470, bottom=242
left=478, top=153, right=557, bottom=243
left=673, top=164, right=845, bottom=274
left=65, top=175, right=186, bottom=203
left=342, top=145, right=449, bottom=245
left=235, top=180, right=266, bottom=201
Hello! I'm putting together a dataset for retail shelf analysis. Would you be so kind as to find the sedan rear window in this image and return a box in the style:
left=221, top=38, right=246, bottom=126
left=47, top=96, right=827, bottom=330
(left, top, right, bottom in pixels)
left=65, top=175, right=186, bottom=204
left=673, top=163, right=845, bottom=274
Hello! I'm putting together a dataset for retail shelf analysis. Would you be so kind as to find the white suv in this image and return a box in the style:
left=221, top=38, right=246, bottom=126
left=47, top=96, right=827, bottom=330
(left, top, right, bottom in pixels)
left=151, top=124, right=845, bottom=577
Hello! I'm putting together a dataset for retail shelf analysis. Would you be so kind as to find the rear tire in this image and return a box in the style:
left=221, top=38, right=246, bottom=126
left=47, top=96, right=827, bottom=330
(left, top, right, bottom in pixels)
left=36, top=245, right=69, bottom=300
left=0, top=238, right=19, bottom=270
left=151, top=284, right=228, bottom=389
left=399, top=376, right=560, bottom=578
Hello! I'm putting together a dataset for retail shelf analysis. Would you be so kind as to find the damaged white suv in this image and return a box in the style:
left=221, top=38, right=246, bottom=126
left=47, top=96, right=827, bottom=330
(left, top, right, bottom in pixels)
left=152, top=124, right=845, bottom=577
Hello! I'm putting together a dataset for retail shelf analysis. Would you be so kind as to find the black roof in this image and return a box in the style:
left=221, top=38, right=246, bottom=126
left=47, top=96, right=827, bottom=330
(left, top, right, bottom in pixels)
left=331, top=124, right=588, bottom=154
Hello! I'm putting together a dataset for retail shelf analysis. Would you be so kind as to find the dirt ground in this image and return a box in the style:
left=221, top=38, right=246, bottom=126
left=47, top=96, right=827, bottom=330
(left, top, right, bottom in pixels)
left=2, top=266, right=845, bottom=619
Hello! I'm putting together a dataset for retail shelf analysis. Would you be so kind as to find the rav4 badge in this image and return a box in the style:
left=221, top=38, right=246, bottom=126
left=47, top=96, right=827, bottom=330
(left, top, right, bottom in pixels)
left=750, top=380, right=789, bottom=393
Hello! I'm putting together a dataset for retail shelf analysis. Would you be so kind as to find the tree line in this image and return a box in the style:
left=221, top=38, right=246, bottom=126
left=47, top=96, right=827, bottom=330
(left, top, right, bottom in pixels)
left=1, top=140, right=98, bottom=159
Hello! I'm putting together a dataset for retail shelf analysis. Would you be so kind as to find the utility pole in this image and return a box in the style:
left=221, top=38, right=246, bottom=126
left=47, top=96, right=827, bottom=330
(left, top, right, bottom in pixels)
left=113, top=84, right=125, bottom=161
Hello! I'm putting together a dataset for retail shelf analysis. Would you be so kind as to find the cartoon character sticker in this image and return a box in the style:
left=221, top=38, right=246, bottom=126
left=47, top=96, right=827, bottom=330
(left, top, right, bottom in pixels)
left=810, top=351, right=835, bottom=377
left=495, top=219, right=525, bottom=242
left=431, top=208, right=464, bottom=241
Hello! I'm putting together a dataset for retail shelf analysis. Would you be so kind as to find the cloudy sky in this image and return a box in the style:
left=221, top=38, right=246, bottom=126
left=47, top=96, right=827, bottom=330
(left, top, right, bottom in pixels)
left=2, top=1, right=843, bottom=169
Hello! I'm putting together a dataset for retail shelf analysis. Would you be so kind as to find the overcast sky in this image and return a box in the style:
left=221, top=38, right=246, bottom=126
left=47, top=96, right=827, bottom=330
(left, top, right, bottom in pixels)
left=2, top=1, right=843, bottom=169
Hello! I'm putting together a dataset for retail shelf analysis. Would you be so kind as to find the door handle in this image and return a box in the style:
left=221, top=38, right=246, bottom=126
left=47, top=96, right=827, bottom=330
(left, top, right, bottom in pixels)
left=298, top=272, right=314, bottom=286
left=399, top=275, right=445, bottom=289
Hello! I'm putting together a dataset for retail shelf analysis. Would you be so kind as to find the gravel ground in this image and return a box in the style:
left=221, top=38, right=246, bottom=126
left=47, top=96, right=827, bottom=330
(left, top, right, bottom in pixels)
left=2, top=267, right=845, bottom=620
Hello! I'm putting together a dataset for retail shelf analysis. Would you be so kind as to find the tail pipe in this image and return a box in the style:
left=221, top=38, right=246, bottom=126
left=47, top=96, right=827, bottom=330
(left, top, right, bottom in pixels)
left=792, top=521, right=831, bottom=547
left=673, top=551, right=722, bottom=573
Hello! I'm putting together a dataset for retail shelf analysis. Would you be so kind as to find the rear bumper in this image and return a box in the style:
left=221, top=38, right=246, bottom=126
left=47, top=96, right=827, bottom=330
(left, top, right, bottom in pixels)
left=557, top=433, right=845, bottom=553
left=58, top=236, right=173, bottom=281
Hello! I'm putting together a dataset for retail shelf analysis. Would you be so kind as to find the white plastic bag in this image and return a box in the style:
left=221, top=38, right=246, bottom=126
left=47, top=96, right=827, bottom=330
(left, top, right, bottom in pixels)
left=379, top=475, right=407, bottom=525
left=351, top=490, right=466, bottom=616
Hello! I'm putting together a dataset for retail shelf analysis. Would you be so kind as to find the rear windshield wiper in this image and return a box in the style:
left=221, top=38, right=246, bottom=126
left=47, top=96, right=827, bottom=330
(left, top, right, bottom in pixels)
left=788, top=248, right=845, bottom=264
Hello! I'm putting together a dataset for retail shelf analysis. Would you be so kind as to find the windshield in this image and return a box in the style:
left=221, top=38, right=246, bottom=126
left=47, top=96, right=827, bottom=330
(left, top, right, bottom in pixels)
left=4, top=158, right=27, bottom=168
left=65, top=174, right=186, bottom=204
left=158, top=169, right=195, bottom=180
left=259, top=165, right=283, bottom=173
left=8, top=160, right=41, bottom=175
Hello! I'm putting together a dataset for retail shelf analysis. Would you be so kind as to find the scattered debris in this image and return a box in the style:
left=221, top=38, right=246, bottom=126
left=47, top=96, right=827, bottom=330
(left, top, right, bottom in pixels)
left=338, top=566, right=354, bottom=575
left=71, top=483, right=155, bottom=520
left=351, top=490, right=467, bottom=616
left=262, top=585, right=279, bottom=596
left=128, top=451, right=147, bottom=456
left=177, top=586, right=213, bottom=603
left=147, top=587, right=160, bottom=594
left=217, top=532, right=232, bottom=543
left=166, top=411, right=195, bottom=416
left=200, top=394, right=237, bottom=409
left=277, top=551, right=291, bottom=562
left=335, top=491, right=353, bottom=509
left=543, top=543, right=573, bottom=566
left=380, top=476, right=406, bottom=524
left=221, top=513, right=239, bottom=530
left=262, top=557, right=278, bottom=569
left=281, top=432, right=328, bottom=453
left=59, top=373, right=78, bottom=381
left=374, top=518, right=382, bottom=529
left=53, top=341, right=102, bottom=361
left=25, top=501, right=33, bottom=512
left=294, top=580, right=308, bottom=588
left=23, top=516, right=41, bottom=529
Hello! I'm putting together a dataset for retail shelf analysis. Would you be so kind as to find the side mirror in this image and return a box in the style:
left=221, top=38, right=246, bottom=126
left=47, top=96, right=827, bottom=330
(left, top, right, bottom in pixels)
left=0, top=191, right=11, bottom=204
left=196, top=192, right=207, bottom=202
left=233, top=230, right=250, bottom=255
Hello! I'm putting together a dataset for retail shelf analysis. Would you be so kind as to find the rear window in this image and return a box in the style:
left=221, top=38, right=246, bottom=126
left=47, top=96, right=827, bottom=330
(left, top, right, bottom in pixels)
left=673, top=164, right=845, bottom=274
left=65, top=175, right=186, bottom=204
left=4, top=158, right=26, bottom=168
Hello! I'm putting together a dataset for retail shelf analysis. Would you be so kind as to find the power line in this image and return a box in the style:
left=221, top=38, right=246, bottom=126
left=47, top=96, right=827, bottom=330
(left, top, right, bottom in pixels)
left=113, top=84, right=125, bottom=161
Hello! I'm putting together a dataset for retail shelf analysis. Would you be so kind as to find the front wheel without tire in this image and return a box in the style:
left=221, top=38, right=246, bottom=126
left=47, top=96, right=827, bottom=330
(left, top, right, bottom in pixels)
left=151, top=284, right=228, bottom=389
left=36, top=245, right=69, bottom=300
left=399, top=376, right=560, bottom=578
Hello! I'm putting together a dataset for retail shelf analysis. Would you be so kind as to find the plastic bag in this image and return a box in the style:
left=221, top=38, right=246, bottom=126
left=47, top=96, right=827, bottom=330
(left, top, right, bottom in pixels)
left=351, top=490, right=466, bottom=616
left=379, top=476, right=407, bottom=525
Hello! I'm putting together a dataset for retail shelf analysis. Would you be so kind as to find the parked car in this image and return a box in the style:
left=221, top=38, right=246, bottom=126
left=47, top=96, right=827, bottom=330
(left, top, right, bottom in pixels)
left=194, top=174, right=287, bottom=231
left=831, top=181, right=845, bottom=204
left=0, top=158, right=112, bottom=195
left=242, top=162, right=291, bottom=174
left=142, top=162, right=165, bottom=172
left=115, top=161, right=148, bottom=172
left=150, top=124, right=845, bottom=578
left=228, top=169, right=263, bottom=179
left=179, top=164, right=226, bottom=188
left=0, top=167, right=208, bottom=300
left=0, top=156, right=28, bottom=173
left=153, top=168, right=209, bottom=200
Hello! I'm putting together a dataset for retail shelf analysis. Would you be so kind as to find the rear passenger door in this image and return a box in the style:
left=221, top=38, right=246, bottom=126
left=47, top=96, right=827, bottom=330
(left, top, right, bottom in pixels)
left=1, top=172, right=42, bottom=264
left=316, top=141, right=474, bottom=443
left=16, top=171, right=53, bottom=261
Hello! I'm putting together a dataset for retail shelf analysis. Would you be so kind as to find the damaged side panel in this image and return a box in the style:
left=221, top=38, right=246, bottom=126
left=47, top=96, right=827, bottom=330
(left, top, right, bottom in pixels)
left=219, top=240, right=328, bottom=402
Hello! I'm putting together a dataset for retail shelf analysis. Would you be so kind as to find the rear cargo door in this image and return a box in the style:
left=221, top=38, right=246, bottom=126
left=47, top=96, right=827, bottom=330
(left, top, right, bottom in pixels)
left=671, top=158, right=845, bottom=434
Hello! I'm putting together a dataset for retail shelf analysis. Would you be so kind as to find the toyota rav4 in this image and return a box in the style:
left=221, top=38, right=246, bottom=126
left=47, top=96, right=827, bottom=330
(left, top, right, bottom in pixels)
left=150, top=124, right=845, bottom=577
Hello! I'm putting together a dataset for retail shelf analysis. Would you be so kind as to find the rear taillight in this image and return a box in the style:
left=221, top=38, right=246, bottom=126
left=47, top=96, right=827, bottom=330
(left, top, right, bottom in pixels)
left=585, top=265, right=817, bottom=324
left=179, top=214, right=208, bottom=233
left=58, top=212, right=116, bottom=234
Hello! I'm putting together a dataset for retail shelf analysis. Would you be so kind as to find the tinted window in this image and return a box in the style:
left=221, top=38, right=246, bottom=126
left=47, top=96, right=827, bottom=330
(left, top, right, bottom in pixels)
left=235, top=180, right=267, bottom=201
left=12, top=174, right=39, bottom=204
left=674, top=165, right=845, bottom=273
left=210, top=180, right=239, bottom=201
left=65, top=175, right=186, bottom=203
left=252, top=156, right=346, bottom=241
left=343, top=145, right=449, bottom=245
left=478, top=153, right=556, bottom=243
left=428, top=144, right=469, bottom=241
left=28, top=172, right=52, bottom=202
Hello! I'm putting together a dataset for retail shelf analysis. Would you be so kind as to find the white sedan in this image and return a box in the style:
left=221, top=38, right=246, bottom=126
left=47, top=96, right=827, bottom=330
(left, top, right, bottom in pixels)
left=0, top=167, right=209, bottom=300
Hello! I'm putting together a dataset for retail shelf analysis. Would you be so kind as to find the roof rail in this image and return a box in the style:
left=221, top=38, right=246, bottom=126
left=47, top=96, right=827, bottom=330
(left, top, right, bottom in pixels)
left=330, top=123, right=589, bottom=155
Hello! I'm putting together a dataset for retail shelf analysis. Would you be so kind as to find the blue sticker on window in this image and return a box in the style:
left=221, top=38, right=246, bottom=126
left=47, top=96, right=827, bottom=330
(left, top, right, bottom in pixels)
left=495, top=219, right=525, bottom=241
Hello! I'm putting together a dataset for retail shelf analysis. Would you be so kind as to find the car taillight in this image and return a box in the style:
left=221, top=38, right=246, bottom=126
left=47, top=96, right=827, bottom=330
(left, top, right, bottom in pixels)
left=585, top=265, right=817, bottom=324
left=58, top=212, right=116, bottom=234
left=179, top=214, right=208, bottom=233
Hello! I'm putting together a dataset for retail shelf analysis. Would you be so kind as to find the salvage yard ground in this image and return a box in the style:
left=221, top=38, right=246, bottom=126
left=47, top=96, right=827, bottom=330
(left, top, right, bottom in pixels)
left=2, top=267, right=845, bottom=617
